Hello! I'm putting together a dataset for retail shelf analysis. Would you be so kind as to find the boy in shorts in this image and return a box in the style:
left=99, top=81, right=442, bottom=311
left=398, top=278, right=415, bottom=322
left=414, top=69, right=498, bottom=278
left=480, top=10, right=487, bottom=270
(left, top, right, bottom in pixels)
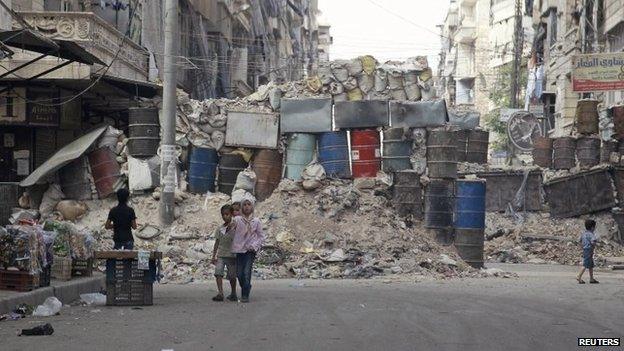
left=211, top=205, right=238, bottom=301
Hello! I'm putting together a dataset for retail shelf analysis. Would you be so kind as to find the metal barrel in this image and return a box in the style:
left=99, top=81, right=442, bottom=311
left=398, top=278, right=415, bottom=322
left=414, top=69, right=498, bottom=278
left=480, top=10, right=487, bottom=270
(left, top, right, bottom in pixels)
left=612, top=105, right=624, bottom=140
left=285, top=133, right=317, bottom=180
left=601, top=140, right=618, bottom=164
left=392, top=171, right=423, bottom=218
left=60, top=157, right=93, bottom=200
left=218, top=153, right=248, bottom=195
left=427, top=130, right=457, bottom=179
left=552, top=137, right=576, bottom=170
left=188, top=147, right=218, bottom=194
left=466, top=130, right=489, bottom=164
left=454, top=130, right=469, bottom=162
left=576, top=136, right=601, bottom=168
left=350, top=129, right=381, bottom=178
left=382, top=128, right=412, bottom=172
left=253, top=149, right=283, bottom=201
left=575, top=99, right=600, bottom=134
left=532, top=136, right=553, bottom=168
left=0, top=183, right=19, bottom=226
left=318, top=131, right=351, bottom=178
left=88, top=148, right=121, bottom=199
left=611, top=209, right=624, bottom=244
left=455, top=179, right=486, bottom=229
left=424, top=179, right=455, bottom=229
left=454, top=228, right=485, bottom=268
left=128, top=107, right=160, bottom=158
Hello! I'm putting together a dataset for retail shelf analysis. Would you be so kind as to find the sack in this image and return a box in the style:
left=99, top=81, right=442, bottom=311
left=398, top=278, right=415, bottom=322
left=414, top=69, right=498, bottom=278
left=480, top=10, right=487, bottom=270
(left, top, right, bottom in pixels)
left=233, top=168, right=257, bottom=193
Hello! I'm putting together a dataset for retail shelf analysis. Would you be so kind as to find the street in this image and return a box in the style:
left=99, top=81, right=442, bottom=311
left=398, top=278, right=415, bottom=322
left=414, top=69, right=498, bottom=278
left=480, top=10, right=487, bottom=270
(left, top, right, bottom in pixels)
left=0, top=264, right=622, bottom=351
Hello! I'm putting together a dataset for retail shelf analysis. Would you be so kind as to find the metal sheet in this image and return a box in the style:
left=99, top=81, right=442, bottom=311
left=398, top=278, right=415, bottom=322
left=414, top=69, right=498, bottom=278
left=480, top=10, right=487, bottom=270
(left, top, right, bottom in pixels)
left=225, top=111, right=279, bottom=149
left=280, top=98, right=332, bottom=133
left=467, top=170, right=543, bottom=212
left=20, top=126, right=107, bottom=187
left=334, top=100, right=389, bottom=129
left=544, top=169, right=615, bottom=218
left=448, top=110, right=480, bottom=129
left=390, top=100, right=448, bottom=128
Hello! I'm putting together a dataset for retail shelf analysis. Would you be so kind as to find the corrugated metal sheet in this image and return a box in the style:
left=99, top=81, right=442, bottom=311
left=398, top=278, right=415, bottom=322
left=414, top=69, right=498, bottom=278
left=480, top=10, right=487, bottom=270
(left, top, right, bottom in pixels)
left=280, top=98, right=332, bottom=133
left=334, top=100, right=389, bottom=129
left=20, top=126, right=107, bottom=187
left=225, top=111, right=280, bottom=149
left=389, top=100, right=448, bottom=128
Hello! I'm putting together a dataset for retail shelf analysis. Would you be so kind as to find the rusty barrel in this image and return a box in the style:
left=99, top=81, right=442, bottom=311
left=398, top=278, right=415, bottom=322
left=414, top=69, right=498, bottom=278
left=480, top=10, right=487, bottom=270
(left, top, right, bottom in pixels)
left=552, top=137, right=576, bottom=170
left=612, top=105, right=624, bottom=139
left=128, top=107, right=160, bottom=158
left=601, top=140, right=618, bottom=164
left=454, top=229, right=484, bottom=268
left=351, top=129, right=381, bottom=178
left=576, top=136, right=601, bottom=168
left=454, top=130, right=469, bottom=162
left=218, top=153, right=248, bottom=196
left=575, top=99, right=600, bottom=135
left=392, top=171, right=423, bottom=218
left=427, top=130, right=457, bottom=178
left=466, top=130, right=489, bottom=164
left=382, top=128, right=412, bottom=172
left=60, top=157, right=93, bottom=200
left=88, top=148, right=121, bottom=199
left=424, top=179, right=455, bottom=229
left=532, top=136, right=553, bottom=168
left=253, top=149, right=282, bottom=201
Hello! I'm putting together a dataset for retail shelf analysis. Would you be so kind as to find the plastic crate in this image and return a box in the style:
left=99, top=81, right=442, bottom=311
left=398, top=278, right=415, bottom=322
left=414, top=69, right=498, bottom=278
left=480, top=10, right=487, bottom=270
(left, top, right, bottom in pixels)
left=40, top=265, right=51, bottom=287
left=72, top=258, right=93, bottom=277
left=51, top=257, right=73, bottom=281
left=0, top=270, right=39, bottom=292
left=105, top=259, right=156, bottom=306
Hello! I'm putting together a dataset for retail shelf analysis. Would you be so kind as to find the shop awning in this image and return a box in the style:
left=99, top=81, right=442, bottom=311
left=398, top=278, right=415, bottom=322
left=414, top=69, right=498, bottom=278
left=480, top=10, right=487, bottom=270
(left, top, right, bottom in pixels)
left=19, top=126, right=107, bottom=187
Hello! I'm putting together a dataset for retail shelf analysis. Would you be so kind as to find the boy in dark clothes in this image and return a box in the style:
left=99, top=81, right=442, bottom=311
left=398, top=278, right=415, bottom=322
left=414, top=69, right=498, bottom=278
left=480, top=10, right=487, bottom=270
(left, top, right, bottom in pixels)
left=105, top=188, right=137, bottom=250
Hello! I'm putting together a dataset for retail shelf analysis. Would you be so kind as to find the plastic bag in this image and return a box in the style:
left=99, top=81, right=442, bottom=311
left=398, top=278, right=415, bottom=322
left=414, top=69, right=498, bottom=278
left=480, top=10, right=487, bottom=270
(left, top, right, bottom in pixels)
left=80, top=293, right=106, bottom=306
left=32, top=297, right=62, bottom=317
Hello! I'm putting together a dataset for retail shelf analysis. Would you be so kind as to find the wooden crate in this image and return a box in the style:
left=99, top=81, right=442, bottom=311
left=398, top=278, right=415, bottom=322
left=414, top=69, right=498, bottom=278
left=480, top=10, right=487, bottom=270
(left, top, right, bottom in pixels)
left=0, top=270, right=39, bottom=292
left=51, top=257, right=73, bottom=281
left=72, top=258, right=93, bottom=277
left=105, top=259, right=156, bottom=306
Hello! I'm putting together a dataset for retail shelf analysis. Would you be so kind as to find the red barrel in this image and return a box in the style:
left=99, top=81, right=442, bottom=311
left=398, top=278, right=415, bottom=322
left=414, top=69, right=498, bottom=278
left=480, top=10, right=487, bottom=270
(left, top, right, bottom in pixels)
left=350, top=129, right=381, bottom=178
left=88, top=148, right=121, bottom=199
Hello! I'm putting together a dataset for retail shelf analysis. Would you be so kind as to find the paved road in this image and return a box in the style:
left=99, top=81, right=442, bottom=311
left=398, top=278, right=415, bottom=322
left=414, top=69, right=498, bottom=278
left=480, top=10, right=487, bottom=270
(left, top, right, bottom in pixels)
left=0, top=264, right=622, bottom=351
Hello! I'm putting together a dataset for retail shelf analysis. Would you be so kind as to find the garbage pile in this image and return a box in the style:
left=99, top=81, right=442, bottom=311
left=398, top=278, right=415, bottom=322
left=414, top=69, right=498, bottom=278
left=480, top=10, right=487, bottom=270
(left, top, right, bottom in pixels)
left=484, top=212, right=624, bottom=266
left=0, top=225, right=54, bottom=274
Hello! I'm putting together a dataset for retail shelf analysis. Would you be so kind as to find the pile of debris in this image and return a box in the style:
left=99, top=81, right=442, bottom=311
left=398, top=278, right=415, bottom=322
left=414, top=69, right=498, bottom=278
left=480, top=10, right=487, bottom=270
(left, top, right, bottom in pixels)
left=484, top=212, right=624, bottom=266
left=75, top=178, right=511, bottom=282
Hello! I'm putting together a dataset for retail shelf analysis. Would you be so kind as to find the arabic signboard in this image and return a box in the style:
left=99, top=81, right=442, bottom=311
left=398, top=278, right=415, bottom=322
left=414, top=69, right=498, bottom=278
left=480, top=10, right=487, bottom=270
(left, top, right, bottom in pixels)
left=572, top=53, right=624, bottom=92
left=27, top=88, right=60, bottom=127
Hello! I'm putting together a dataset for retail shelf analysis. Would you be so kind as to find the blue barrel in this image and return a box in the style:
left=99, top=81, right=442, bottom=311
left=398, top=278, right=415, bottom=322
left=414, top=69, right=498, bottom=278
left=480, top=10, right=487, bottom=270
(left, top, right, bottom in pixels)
left=454, top=179, right=486, bottom=229
left=318, top=131, right=351, bottom=178
left=285, top=133, right=317, bottom=180
left=188, top=147, right=218, bottom=193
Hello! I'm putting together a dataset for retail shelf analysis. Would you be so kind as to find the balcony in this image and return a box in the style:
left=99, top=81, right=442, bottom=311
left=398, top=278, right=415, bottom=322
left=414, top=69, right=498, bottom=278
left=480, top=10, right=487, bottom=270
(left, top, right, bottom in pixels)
left=15, top=12, right=149, bottom=83
left=455, top=23, right=476, bottom=43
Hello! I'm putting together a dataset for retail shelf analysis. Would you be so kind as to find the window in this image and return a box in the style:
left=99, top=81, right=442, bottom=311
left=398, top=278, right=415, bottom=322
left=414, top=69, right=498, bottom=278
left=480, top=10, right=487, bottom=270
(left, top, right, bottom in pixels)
left=549, top=8, right=557, bottom=47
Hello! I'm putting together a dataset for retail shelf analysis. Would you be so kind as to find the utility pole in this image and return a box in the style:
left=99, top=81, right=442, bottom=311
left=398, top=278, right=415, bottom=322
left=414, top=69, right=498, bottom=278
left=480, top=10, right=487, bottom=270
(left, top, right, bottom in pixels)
left=510, top=0, right=523, bottom=109
left=160, top=0, right=178, bottom=225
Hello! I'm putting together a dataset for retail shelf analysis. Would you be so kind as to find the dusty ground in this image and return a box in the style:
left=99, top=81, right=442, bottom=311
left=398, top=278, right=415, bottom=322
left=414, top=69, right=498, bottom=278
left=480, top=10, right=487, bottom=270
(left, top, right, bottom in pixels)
left=0, top=264, right=622, bottom=351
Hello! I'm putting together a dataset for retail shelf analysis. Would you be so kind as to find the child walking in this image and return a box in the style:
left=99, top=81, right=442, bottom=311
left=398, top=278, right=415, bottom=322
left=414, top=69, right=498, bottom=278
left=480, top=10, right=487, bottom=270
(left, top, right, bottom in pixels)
left=577, top=219, right=599, bottom=284
left=211, top=205, right=238, bottom=301
left=231, top=197, right=265, bottom=303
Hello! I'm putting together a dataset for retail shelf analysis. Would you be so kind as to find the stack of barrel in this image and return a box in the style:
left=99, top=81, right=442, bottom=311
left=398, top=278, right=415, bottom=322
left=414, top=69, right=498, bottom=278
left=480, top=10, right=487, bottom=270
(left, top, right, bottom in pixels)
left=425, top=130, right=457, bottom=244
left=454, top=129, right=489, bottom=164
left=284, top=131, right=351, bottom=181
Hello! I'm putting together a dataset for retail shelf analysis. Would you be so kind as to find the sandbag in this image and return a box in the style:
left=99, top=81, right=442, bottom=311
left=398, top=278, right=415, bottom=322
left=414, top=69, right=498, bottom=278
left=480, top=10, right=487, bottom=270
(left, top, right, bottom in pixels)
left=347, top=88, right=364, bottom=101
left=39, top=184, right=64, bottom=215
left=128, top=156, right=160, bottom=192
left=329, top=81, right=345, bottom=95
left=233, top=168, right=257, bottom=193
left=345, top=58, right=363, bottom=76
left=390, top=89, right=407, bottom=101
left=405, top=82, right=421, bottom=101
left=330, top=60, right=349, bottom=82
left=360, top=55, right=377, bottom=75
left=56, top=200, right=88, bottom=221
left=387, top=71, right=404, bottom=90
left=357, top=73, right=374, bottom=94
left=231, top=189, right=255, bottom=204
left=98, top=126, right=123, bottom=150
left=343, top=76, right=358, bottom=91
left=374, top=69, right=387, bottom=92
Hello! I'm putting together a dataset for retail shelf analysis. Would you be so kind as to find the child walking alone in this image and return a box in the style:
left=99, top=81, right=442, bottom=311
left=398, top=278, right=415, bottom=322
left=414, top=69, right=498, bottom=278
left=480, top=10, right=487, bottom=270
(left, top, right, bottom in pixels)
left=211, top=205, right=238, bottom=301
left=230, top=197, right=265, bottom=303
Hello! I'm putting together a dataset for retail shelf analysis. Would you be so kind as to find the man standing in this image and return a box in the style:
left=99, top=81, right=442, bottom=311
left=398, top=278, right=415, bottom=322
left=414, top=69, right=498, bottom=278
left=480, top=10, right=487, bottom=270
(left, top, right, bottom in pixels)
left=105, top=188, right=137, bottom=250
left=577, top=219, right=599, bottom=284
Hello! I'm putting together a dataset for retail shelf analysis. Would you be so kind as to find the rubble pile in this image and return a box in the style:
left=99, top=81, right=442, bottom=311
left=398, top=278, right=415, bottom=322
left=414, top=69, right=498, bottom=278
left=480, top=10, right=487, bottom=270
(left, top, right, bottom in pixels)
left=75, top=179, right=508, bottom=283
left=484, top=212, right=624, bottom=265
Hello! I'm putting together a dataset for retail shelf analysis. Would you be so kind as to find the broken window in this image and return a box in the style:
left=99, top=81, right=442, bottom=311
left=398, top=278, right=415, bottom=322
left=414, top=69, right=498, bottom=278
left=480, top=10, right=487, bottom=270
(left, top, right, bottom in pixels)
left=456, top=78, right=475, bottom=105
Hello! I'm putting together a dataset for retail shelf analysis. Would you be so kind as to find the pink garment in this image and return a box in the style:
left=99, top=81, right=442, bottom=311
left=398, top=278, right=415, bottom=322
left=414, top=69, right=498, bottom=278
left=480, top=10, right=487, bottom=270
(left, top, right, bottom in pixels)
left=230, top=215, right=265, bottom=254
